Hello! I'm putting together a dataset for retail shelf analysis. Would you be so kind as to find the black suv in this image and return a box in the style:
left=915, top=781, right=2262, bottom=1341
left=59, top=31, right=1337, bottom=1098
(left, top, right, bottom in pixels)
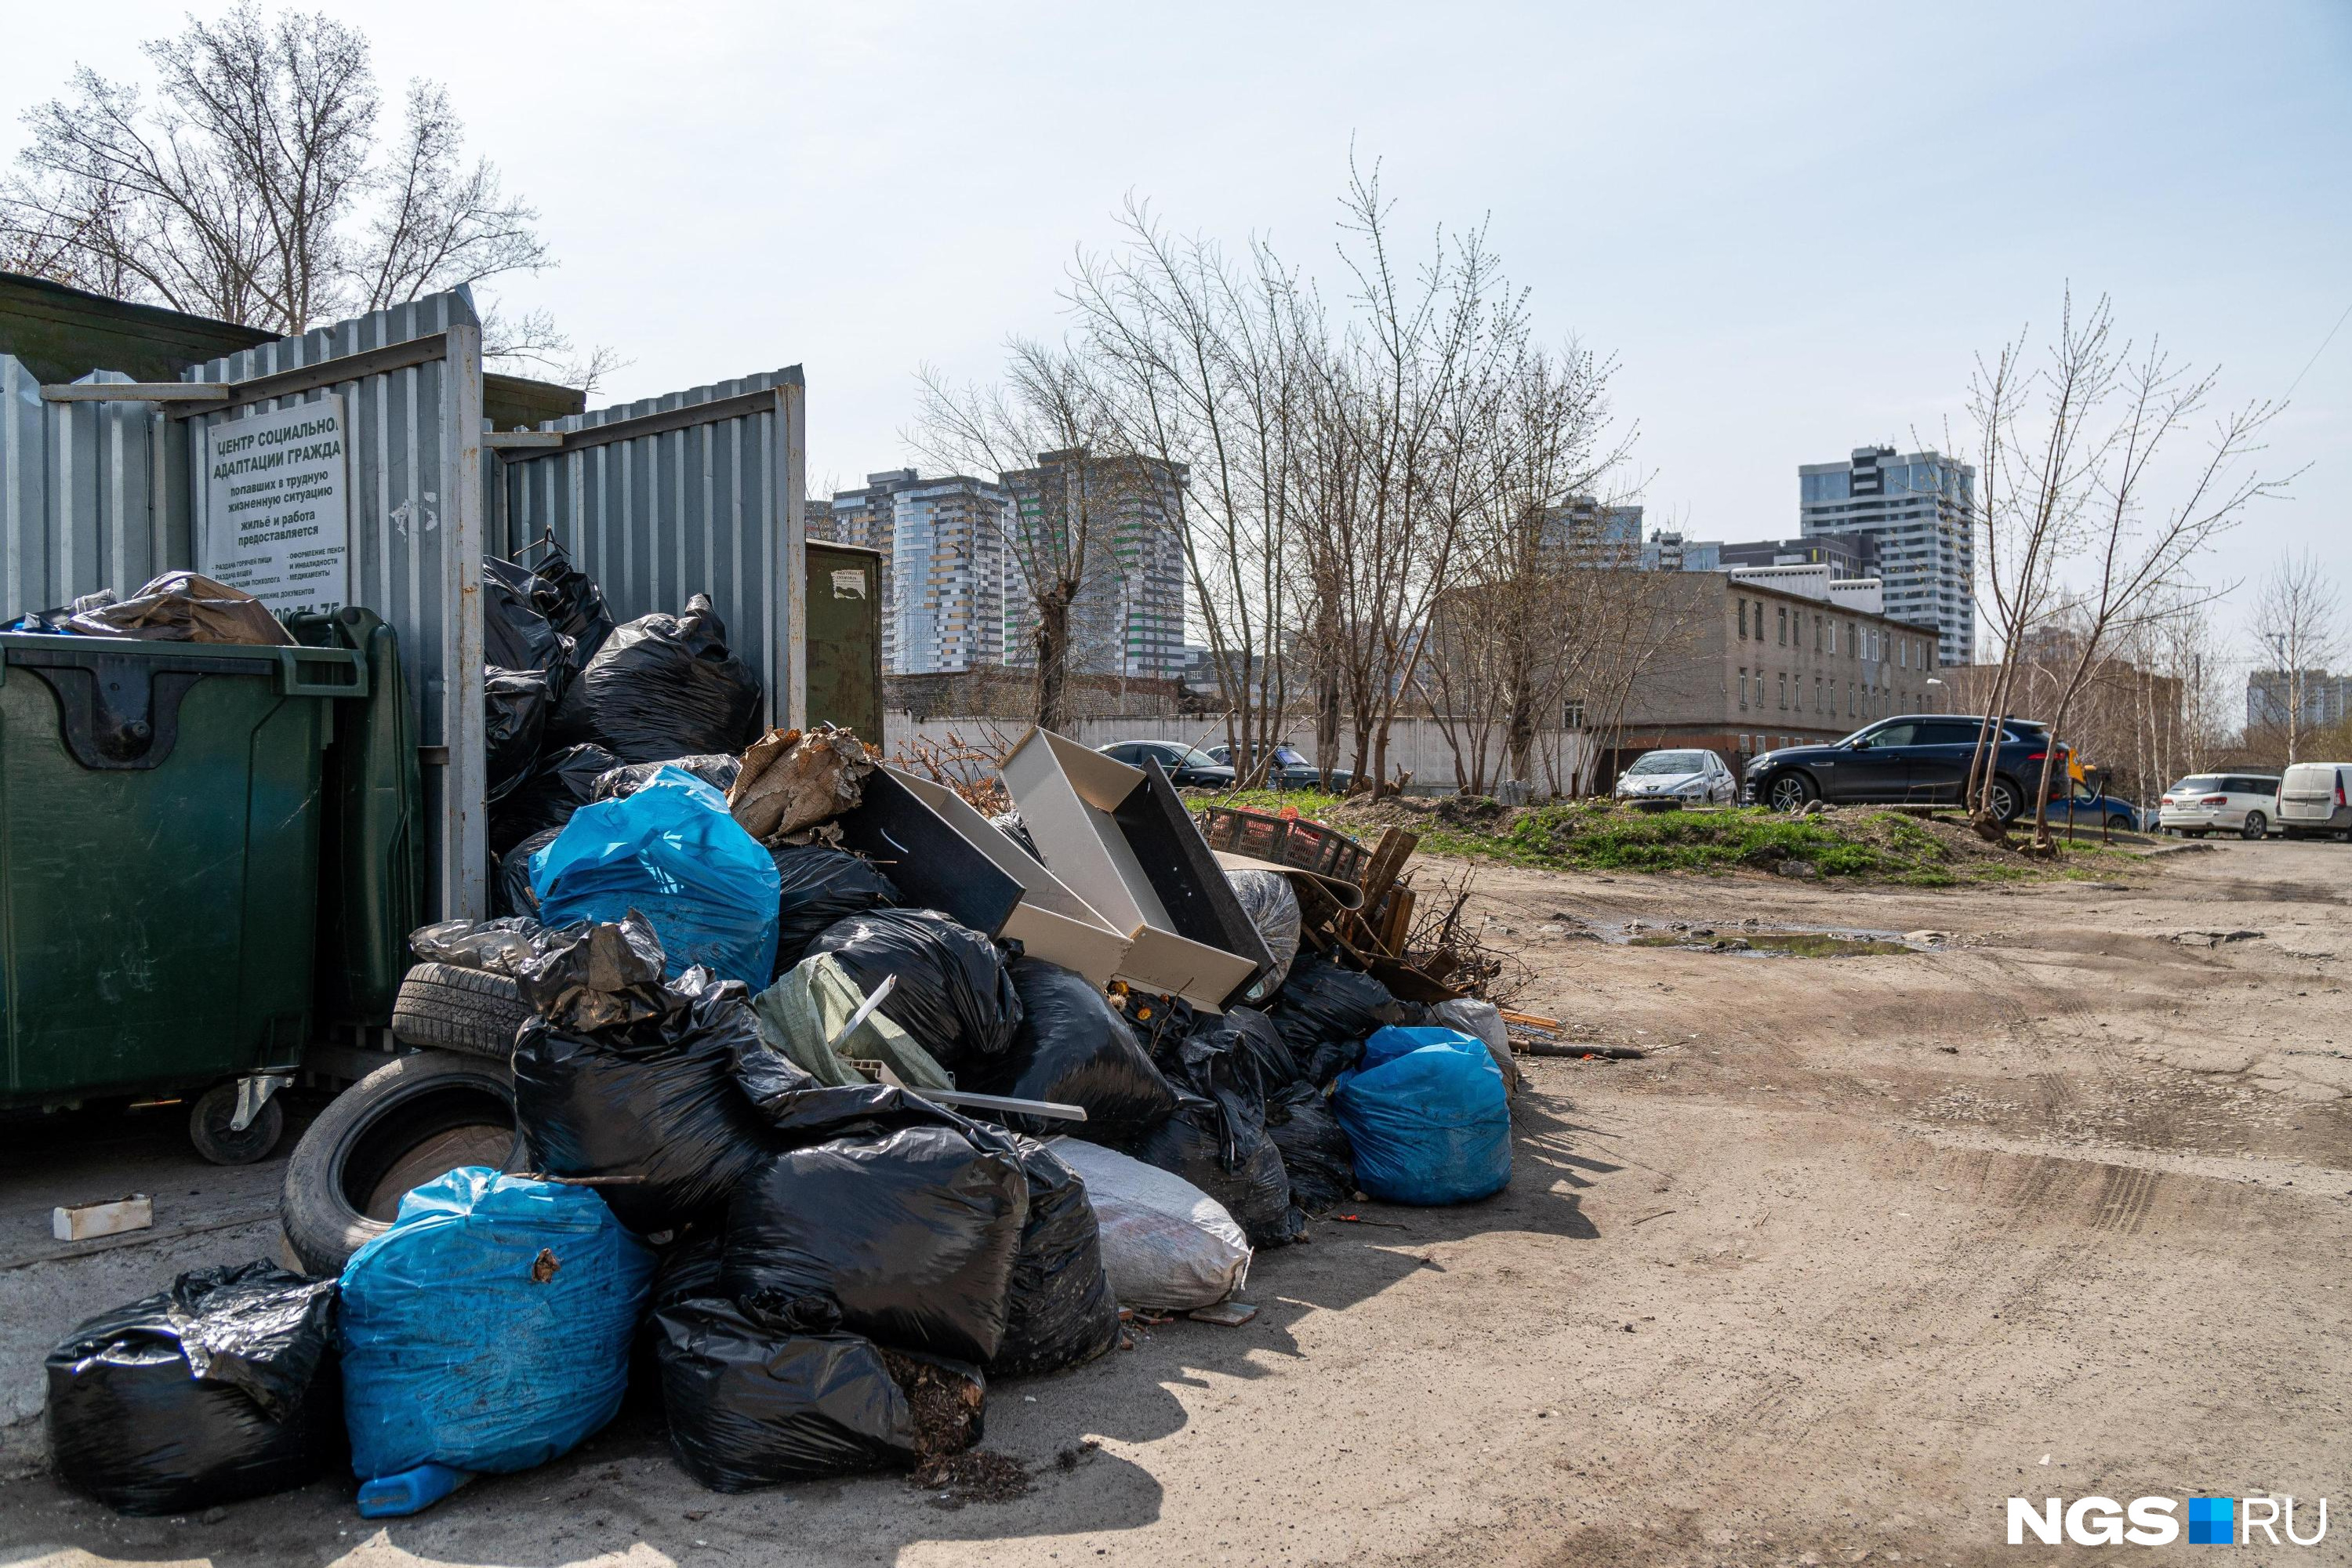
left=1741, top=715, right=2063, bottom=823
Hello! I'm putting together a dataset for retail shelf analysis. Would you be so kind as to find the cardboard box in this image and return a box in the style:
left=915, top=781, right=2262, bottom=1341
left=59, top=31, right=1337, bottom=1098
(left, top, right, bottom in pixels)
left=1000, top=729, right=1272, bottom=1010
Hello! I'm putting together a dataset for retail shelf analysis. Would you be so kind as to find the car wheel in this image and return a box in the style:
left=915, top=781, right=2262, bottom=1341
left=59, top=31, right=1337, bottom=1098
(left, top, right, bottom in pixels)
left=187, top=1080, right=285, bottom=1167
left=1765, top=773, right=1815, bottom=811
left=1986, top=779, right=2022, bottom=825
left=2241, top=811, right=2267, bottom=840
left=278, top=1051, right=519, bottom=1276
left=390, top=962, right=533, bottom=1060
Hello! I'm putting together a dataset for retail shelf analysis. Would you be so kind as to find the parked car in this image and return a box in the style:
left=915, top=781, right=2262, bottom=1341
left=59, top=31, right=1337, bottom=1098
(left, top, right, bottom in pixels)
left=1613, top=749, right=1737, bottom=808
left=1740, top=714, right=2065, bottom=823
left=2157, top=772, right=2281, bottom=839
left=1094, top=739, right=1237, bottom=789
left=1204, top=742, right=1353, bottom=790
left=2043, top=782, right=2144, bottom=833
left=2275, top=761, right=2352, bottom=841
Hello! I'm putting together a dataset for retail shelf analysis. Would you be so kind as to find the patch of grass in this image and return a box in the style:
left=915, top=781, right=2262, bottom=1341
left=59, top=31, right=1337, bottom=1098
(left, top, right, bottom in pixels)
left=1196, top=790, right=2142, bottom=885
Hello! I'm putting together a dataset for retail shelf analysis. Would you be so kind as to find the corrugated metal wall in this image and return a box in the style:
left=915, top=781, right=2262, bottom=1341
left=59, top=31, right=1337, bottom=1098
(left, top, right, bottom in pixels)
left=180, top=291, right=486, bottom=917
left=496, top=369, right=807, bottom=729
left=0, top=361, right=170, bottom=614
left=1, top=287, right=808, bottom=927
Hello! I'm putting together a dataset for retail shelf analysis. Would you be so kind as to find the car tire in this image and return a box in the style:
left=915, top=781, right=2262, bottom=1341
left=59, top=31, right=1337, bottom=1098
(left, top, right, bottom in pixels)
left=187, top=1080, right=286, bottom=1167
left=278, top=1051, right=519, bottom=1276
left=1764, top=773, right=1816, bottom=812
left=390, top=963, right=533, bottom=1061
left=2241, top=811, right=2267, bottom=841
left=1986, top=778, right=2023, bottom=825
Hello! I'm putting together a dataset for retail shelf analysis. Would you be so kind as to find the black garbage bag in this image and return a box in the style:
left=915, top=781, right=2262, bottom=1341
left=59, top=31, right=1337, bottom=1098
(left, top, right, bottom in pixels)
left=653, top=1301, right=983, bottom=1490
left=719, top=1121, right=1029, bottom=1364
left=483, top=557, right=575, bottom=688
left=1191, top=1005, right=1301, bottom=1095
left=492, top=826, right=562, bottom=917
left=1294, top=1036, right=1367, bottom=1090
left=956, top=960, right=1176, bottom=1145
left=485, top=668, right=556, bottom=804
left=548, top=593, right=763, bottom=763
left=514, top=915, right=813, bottom=1232
left=45, top=1261, right=341, bottom=1515
left=491, top=742, right=620, bottom=856
left=769, top=847, right=899, bottom=975
left=1268, top=956, right=1414, bottom=1061
left=1127, top=1092, right=1299, bottom=1247
left=408, top=915, right=553, bottom=975
left=524, top=540, right=616, bottom=670
left=1265, top=1083, right=1356, bottom=1214
left=992, top=1137, right=1120, bottom=1377
left=1141, top=1021, right=1300, bottom=1246
left=592, top=753, right=742, bottom=802
left=806, top=909, right=1022, bottom=1067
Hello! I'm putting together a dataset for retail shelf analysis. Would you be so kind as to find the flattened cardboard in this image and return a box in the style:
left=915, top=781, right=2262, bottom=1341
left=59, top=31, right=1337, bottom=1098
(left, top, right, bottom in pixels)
left=876, top=768, right=1130, bottom=984
left=1000, top=729, right=1269, bottom=1011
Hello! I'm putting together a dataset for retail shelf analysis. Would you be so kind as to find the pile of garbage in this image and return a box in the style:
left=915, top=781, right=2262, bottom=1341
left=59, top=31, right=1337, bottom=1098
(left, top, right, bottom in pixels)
left=45, top=690, right=1520, bottom=1518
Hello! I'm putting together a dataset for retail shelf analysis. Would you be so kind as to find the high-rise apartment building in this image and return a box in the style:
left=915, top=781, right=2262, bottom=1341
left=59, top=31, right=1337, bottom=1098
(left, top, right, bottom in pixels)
left=1798, top=446, right=1976, bottom=667
left=1000, top=449, right=1187, bottom=679
left=2247, top=669, right=2352, bottom=733
left=826, top=468, right=1007, bottom=674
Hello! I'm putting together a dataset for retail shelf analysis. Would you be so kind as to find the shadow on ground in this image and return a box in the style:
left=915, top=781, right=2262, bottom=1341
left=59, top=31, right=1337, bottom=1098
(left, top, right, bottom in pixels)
left=0, top=1089, right=1611, bottom=1567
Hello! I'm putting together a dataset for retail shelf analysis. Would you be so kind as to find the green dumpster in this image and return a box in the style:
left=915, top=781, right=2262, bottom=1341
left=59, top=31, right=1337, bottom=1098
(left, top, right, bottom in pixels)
left=0, top=630, right=366, bottom=1161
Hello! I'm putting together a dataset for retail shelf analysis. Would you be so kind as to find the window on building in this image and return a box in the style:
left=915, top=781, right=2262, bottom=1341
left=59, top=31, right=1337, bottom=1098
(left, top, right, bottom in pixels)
left=1847, top=620, right=1857, bottom=658
left=1777, top=673, right=1787, bottom=710
left=1813, top=615, right=1823, bottom=653
left=1737, top=667, right=1748, bottom=710
left=1814, top=674, right=1822, bottom=711
left=1737, top=599, right=1748, bottom=639
left=1848, top=681, right=1856, bottom=717
left=1777, top=606, right=1788, bottom=644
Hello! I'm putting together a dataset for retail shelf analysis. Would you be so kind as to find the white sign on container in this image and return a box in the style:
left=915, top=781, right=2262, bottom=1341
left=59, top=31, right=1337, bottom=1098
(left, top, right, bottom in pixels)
left=201, top=395, right=351, bottom=619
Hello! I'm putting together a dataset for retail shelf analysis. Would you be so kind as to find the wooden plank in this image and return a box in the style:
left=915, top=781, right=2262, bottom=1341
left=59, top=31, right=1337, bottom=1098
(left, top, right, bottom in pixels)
left=1358, top=827, right=1417, bottom=909
left=1499, top=1007, right=1563, bottom=1029
left=1377, top=884, right=1417, bottom=955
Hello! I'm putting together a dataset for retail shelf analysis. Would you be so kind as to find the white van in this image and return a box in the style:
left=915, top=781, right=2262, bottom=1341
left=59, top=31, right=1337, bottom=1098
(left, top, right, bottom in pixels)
left=2277, top=762, right=2352, bottom=841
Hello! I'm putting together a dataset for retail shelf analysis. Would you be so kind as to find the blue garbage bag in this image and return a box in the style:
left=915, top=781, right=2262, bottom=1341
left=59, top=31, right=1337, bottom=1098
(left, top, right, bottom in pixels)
left=533, top=767, right=781, bottom=987
left=339, top=1168, right=655, bottom=1481
left=1334, top=1026, right=1511, bottom=1205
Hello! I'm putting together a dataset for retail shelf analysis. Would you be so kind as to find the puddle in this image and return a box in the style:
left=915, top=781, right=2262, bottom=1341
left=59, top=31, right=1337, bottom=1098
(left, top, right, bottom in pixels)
left=1625, top=927, right=1916, bottom=958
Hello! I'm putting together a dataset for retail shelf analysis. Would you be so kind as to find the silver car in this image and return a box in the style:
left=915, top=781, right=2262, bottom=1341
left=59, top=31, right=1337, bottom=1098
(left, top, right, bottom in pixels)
left=1614, top=749, right=1737, bottom=807
left=2158, top=773, right=2281, bottom=839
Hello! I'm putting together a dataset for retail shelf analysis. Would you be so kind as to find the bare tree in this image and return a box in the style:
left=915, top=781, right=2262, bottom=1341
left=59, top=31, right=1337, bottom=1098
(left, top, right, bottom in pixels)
left=912, top=341, right=1123, bottom=733
left=1289, top=159, right=1526, bottom=797
left=2248, top=550, right=2343, bottom=764
left=1066, top=200, right=1308, bottom=783
left=1960, top=290, right=2123, bottom=827
left=1991, top=310, right=2292, bottom=845
left=1419, top=344, right=1637, bottom=794
left=3, top=5, right=605, bottom=386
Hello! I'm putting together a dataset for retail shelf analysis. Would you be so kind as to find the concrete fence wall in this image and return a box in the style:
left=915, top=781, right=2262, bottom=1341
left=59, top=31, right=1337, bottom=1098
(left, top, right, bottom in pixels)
left=880, top=711, right=1596, bottom=797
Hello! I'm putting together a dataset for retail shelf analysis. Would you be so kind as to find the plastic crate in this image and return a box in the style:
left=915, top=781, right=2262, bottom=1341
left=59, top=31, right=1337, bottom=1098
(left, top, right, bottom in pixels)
left=1195, top=805, right=1368, bottom=885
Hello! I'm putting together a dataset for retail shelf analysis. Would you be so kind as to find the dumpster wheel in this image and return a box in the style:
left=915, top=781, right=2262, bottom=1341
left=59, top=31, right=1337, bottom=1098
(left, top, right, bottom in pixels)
left=188, top=1081, right=286, bottom=1166
left=279, top=1051, right=518, bottom=1276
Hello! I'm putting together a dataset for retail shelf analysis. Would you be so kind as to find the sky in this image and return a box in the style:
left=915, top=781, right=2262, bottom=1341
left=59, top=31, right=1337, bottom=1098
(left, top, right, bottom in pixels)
left=6, top=2, right=2347, bottom=666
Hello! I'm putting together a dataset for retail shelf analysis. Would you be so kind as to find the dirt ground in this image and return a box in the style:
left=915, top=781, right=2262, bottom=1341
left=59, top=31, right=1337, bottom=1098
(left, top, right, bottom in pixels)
left=3, top=838, right=2347, bottom=1568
